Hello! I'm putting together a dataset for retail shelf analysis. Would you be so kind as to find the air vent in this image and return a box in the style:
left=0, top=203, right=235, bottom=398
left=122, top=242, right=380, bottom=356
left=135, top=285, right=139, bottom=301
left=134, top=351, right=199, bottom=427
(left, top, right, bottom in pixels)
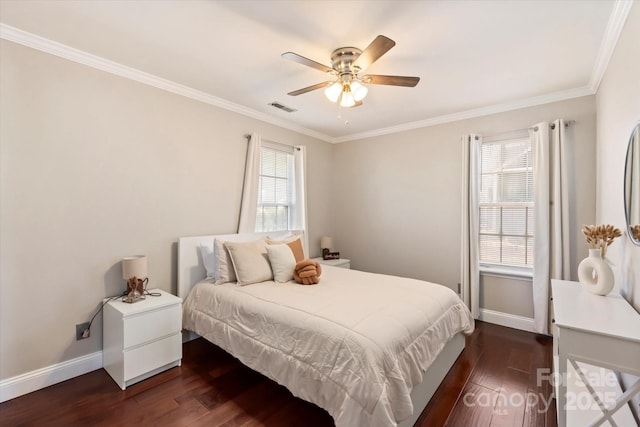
left=269, top=102, right=297, bottom=113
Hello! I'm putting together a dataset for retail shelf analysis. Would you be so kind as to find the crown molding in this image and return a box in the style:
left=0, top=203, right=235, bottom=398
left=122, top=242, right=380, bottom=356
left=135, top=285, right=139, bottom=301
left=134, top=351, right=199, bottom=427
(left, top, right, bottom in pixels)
left=0, top=24, right=334, bottom=143
left=588, top=0, right=633, bottom=92
left=333, top=86, right=594, bottom=143
left=1, top=0, right=629, bottom=146
left=338, top=0, right=630, bottom=144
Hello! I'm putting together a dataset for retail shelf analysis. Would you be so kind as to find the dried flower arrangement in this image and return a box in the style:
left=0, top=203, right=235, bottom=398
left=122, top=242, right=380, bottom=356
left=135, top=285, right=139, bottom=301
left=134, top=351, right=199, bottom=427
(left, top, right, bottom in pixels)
left=631, top=224, right=640, bottom=242
left=581, top=224, right=622, bottom=258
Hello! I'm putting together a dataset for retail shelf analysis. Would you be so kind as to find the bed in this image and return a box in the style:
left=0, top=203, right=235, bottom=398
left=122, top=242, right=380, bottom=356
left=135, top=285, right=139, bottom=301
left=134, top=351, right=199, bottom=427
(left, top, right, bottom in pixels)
left=178, top=232, right=474, bottom=427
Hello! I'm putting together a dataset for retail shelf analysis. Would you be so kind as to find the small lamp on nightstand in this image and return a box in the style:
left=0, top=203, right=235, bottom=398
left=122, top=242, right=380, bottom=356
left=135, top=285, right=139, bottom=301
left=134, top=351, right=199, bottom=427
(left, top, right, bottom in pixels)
left=320, top=236, right=333, bottom=260
left=122, top=255, right=148, bottom=303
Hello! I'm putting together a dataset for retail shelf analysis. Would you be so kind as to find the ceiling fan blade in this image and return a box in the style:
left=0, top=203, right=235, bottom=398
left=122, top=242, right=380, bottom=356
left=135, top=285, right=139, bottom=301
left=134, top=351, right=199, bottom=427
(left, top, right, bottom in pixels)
left=351, top=100, right=363, bottom=108
left=287, top=81, right=332, bottom=96
left=352, top=35, right=396, bottom=72
left=362, top=74, right=420, bottom=87
left=282, top=52, right=334, bottom=74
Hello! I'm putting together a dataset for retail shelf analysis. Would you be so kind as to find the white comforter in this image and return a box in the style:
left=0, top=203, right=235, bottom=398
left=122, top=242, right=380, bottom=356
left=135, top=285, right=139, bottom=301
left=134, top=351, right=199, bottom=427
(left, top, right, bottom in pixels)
left=182, top=265, right=474, bottom=427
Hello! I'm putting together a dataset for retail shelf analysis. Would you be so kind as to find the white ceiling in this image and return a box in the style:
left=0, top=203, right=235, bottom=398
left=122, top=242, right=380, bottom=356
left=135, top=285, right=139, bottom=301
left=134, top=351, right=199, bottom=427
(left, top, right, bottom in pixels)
left=0, top=0, right=628, bottom=142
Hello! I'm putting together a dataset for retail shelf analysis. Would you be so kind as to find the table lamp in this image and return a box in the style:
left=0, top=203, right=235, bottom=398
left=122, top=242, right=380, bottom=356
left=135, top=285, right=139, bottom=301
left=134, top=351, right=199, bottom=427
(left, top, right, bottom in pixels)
left=320, top=237, right=333, bottom=260
left=122, top=255, right=147, bottom=303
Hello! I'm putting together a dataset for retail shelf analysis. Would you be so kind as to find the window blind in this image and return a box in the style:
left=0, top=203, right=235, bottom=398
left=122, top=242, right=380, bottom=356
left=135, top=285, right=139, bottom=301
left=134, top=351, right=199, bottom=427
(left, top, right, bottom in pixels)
left=256, top=146, right=294, bottom=232
left=479, top=136, right=534, bottom=267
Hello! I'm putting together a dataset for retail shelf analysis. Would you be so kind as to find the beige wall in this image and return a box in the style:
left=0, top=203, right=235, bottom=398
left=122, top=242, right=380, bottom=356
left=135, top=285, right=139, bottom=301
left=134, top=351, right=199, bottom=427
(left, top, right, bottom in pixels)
left=596, top=3, right=640, bottom=312
left=0, top=40, right=333, bottom=380
left=595, top=4, right=640, bottom=417
left=480, top=275, right=533, bottom=318
left=331, top=96, right=597, bottom=319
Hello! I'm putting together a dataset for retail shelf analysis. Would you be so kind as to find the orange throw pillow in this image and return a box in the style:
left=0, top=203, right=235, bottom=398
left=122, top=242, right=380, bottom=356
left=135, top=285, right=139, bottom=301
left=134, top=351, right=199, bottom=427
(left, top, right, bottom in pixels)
left=286, top=238, right=305, bottom=263
left=293, top=259, right=322, bottom=285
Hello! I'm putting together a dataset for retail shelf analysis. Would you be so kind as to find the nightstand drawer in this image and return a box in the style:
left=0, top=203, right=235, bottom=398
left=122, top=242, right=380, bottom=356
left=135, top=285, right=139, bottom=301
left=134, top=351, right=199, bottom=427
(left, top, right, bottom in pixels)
left=123, top=304, right=181, bottom=348
left=123, top=333, right=182, bottom=380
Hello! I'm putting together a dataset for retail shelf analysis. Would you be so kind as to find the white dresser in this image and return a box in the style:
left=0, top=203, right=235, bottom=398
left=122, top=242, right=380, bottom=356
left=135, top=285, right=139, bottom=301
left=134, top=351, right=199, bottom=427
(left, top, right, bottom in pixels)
left=552, top=280, right=640, bottom=427
left=103, top=289, right=182, bottom=390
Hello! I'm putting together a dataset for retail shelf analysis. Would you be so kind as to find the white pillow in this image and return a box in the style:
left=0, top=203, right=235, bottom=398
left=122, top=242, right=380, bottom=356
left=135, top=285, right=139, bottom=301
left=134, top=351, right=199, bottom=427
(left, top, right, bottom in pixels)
left=266, top=244, right=296, bottom=283
left=199, top=242, right=215, bottom=279
left=214, top=238, right=236, bottom=284
left=224, top=239, right=273, bottom=286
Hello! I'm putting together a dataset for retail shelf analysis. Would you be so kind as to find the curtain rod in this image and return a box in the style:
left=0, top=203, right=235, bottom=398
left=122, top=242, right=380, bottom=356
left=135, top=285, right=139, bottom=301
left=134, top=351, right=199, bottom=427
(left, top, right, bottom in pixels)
left=243, top=134, right=300, bottom=151
left=532, top=120, right=575, bottom=132
left=481, top=120, right=576, bottom=140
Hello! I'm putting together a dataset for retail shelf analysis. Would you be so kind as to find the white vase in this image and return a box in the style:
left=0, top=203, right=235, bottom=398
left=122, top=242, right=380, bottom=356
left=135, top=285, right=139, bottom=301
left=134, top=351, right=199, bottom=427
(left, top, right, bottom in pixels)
left=577, top=248, right=614, bottom=295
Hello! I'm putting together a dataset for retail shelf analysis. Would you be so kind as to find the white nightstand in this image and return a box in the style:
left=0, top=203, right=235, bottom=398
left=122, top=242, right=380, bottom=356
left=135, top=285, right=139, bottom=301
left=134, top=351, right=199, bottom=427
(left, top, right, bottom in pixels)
left=103, top=289, right=182, bottom=390
left=312, top=257, right=351, bottom=269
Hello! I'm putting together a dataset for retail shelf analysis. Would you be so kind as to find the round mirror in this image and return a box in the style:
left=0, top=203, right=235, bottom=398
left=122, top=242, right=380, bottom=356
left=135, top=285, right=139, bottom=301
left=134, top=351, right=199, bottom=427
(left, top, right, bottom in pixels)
left=624, top=122, right=640, bottom=245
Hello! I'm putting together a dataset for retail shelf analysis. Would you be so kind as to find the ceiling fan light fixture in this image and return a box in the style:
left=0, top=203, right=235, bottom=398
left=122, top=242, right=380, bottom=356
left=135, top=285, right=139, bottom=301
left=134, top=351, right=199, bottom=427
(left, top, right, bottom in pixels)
left=350, top=81, right=368, bottom=102
left=339, top=85, right=356, bottom=108
left=324, top=81, right=342, bottom=102
left=284, top=35, right=420, bottom=108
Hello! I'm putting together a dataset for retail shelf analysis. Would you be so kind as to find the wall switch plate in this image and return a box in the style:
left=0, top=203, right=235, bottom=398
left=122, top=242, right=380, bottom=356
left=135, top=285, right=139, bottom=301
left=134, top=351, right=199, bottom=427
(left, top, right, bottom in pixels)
left=76, top=322, right=91, bottom=340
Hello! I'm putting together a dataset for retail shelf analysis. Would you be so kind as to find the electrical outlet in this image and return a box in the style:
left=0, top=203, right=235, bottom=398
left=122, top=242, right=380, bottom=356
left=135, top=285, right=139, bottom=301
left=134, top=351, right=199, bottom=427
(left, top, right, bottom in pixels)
left=76, top=322, right=90, bottom=340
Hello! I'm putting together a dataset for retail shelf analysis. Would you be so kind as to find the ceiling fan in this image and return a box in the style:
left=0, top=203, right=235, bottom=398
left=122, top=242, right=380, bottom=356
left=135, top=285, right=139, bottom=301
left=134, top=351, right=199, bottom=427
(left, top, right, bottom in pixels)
left=282, top=35, right=420, bottom=108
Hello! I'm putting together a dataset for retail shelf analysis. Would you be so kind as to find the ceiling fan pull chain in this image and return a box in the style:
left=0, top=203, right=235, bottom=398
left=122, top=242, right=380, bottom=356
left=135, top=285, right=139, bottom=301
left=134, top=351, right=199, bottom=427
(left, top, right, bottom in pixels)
left=336, top=104, right=350, bottom=126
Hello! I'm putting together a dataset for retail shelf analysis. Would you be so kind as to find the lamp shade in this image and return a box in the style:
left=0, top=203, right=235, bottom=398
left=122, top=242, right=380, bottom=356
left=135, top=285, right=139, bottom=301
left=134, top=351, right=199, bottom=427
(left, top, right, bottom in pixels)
left=339, top=88, right=355, bottom=108
left=351, top=81, right=368, bottom=102
left=324, top=82, right=342, bottom=103
left=320, top=237, right=333, bottom=250
left=122, top=255, right=147, bottom=280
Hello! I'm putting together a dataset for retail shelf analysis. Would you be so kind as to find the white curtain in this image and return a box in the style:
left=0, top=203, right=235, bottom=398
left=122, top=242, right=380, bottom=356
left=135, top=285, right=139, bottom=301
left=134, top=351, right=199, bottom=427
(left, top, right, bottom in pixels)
left=237, top=132, right=261, bottom=233
left=293, top=145, right=309, bottom=256
left=531, top=120, right=571, bottom=334
left=461, top=134, right=481, bottom=318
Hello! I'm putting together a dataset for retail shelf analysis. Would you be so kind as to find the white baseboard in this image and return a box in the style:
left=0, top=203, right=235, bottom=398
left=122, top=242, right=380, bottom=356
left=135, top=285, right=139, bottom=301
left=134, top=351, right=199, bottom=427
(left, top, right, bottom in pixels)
left=479, top=308, right=536, bottom=333
left=0, top=351, right=103, bottom=403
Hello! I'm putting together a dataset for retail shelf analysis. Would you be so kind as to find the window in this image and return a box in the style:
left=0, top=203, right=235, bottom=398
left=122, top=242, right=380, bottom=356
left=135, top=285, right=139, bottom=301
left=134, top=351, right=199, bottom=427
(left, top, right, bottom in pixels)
left=478, top=136, right=534, bottom=269
left=255, top=144, right=295, bottom=232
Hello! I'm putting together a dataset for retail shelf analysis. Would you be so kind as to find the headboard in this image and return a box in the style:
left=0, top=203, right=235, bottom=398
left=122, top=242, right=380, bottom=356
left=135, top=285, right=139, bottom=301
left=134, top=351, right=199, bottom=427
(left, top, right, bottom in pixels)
left=177, top=230, right=303, bottom=299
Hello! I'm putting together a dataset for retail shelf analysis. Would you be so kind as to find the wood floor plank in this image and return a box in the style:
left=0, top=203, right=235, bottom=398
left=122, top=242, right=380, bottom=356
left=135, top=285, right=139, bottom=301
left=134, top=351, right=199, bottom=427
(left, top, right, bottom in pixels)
left=0, top=321, right=555, bottom=427
left=220, top=383, right=292, bottom=427
left=133, top=372, right=194, bottom=405
left=468, top=345, right=508, bottom=392
left=415, top=340, right=483, bottom=427
left=186, top=393, right=250, bottom=426
left=489, top=367, right=529, bottom=427
left=523, top=387, right=551, bottom=427
left=259, top=398, right=333, bottom=427
left=154, top=398, right=210, bottom=427
left=446, top=382, right=497, bottom=427
left=545, top=397, right=558, bottom=427
left=508, top=347, right=534, bottom=373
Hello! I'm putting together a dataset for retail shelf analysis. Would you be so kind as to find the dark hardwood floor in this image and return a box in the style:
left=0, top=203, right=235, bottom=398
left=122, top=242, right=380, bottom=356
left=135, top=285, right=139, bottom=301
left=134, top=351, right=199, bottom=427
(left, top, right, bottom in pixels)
left=416, top=321, right=557, bottom=427
left=0, top=321, right=556, bottom=426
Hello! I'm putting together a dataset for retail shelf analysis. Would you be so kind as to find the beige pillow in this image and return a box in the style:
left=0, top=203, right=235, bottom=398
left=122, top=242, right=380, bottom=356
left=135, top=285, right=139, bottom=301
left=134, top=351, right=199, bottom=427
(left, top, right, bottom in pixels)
left=266, top=236, right=305, bottom=262
left=266, top=244, right=296, bottom=283
left=224, top=239, right=273, bottom=286
left=214, top=238, right=236, bottom=285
